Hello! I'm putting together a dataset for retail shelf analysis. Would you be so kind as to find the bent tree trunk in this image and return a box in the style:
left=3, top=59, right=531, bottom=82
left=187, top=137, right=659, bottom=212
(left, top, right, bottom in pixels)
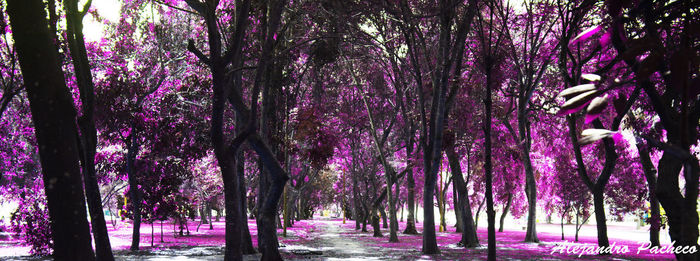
left=499, top=192, right=512, bottom=232
left=637, top=145, right=660, bottom=247
left=446, top=146, right=479, bottom=247
left=656, top=153, right=700, bottom=261
left=7, top=0, right=95, bottom=259
left=64, top=0, right=114, bottom=259
left=237, top=146, right=256, bottom=254
left=371, top=189, right=387, bottom=238
left=567, top=117, right=617, bottom=250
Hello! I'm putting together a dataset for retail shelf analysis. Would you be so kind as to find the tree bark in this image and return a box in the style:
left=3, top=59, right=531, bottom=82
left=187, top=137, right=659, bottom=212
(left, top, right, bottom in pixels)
left=566, top=116, right=616, bottom=250
left=372, top=214, right=383, bottom=237
left=380, top=206, right=389, bottom=229
left=446, top=146, right=479, bottom=247
left=499, top=192, right=512, bottom=232
left=370, top=189, right=387, bottom=237
left=201, top=206, right=209, bottom=224
left=454, top=179, right=463, bottom=233
left=656, top=153, right=700, bottom=261
left=561, top=208, right=566, bottom=240
left=518, top=111, right=538, bottom=243
left=6, top=0, right=96, bottom=259
left=637, top=145, right=660, bottom=247
left=353, top=64, right=399, bottom=242
left=126, top=127, right=142, bottom=251
left=404, top=164, right=418, bottom=234
left=484, top=59, right=496, bottom=261
left=64, top=0, right=114, bottom=259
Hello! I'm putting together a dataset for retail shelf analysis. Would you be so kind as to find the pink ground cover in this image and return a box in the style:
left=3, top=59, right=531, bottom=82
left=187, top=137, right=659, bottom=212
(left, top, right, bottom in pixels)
left=0, top=217, right=679, bottom=260
left=338, top=219, right=676, bottom=260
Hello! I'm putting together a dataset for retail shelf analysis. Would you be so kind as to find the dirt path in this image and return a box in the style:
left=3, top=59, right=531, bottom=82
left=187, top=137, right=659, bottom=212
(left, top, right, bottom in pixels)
left=280, top=218, right=383, bottom=260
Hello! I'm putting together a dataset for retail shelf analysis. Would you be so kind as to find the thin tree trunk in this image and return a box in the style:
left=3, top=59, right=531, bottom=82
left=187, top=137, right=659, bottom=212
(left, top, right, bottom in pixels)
left=454, top=180, right=463, bottom=233
left=475, top=198, right=485, bottom=227
left=161, top=221, right=164, bottom=243
left=64, top=0, right=114, bottom=258
left=561, top=209, right=566, bottom=240
left=637, top=145, right=660, bottom=247
left=236, top=122, right=256, bottom=255
left=484, top=58, right=496, bottom=261
left=126, top=130, right=142, bottom=251
left=498, top=192, right=512, bottom=232
left=518, top=111, right=538, bottom=243
left=380, top=207, right=388, bottom=229
left=354, top=66, right=399, bottom=242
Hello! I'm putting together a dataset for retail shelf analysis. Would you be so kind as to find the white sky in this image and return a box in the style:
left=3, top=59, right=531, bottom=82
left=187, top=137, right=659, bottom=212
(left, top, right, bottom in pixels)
left=82, top=0, right=122, bottom=42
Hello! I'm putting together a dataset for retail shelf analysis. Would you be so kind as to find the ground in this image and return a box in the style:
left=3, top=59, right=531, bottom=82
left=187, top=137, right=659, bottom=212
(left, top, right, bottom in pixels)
left=0, top=217, right=676, bottom=260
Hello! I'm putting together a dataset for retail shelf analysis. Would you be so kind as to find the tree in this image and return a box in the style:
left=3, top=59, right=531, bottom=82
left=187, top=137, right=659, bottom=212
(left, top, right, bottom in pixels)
left=63, top=0, right=114, bottom=258
left=6, top=0, right=95, bottom=259
left=555, top=0, right=639, bottom=250
left=185, top=0, right=291, bottom=259
left=384, top=0, right=480, bottom=253
left=605, top=1, right=699, bottom=259
left=499, top=0, right=559, bottom=242
left=473, top=0, right=510, bottom=258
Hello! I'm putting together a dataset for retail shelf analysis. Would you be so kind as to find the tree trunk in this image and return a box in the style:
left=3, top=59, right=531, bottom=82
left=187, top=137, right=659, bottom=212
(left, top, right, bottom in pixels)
left=475, top=198, right=485, bottom=227
left=592, top=189, right=609, bottom=248
left=404, top=166, right=418, bottom=234
left=393, top=178, right=400, bottom=236
left=161, top=221, right=164, bottom=243
left=422, top=160, right=439, bottom=254
left=567, top=117, right=616, bottom=250
left=126, top=130, right=142, bottom=251
left=201, top=205, right=209, bottom=224
left=484, top=59, right=496, bottom=261
left=446, top=147, right=479, bottom=247
left=236, top=117, right=256, bottom=255
left=372, top=213, right=383, bottom=237
left=518, top=111, right=538, bottom=243
left=64, top=1, right=114, bottom=259
left=362, top=211, right=368, bottom=232
left=499, top=192, right=512, bottom=232
left=355, top=74, right=399, bottom=243
left=6, top=1, right=95, bottom=259
left=561, top=212, right=565, bottom=240
left=207, top=203, right=214, bottom=229
left=221, top=158, right=243, bottom=261
left=454, top=180, right=463, bottom=233
left=438, top=179, right=446, bottom=232
left=656, top=153, right=700, bottom=261
left=380, top=207, right=388, bottom=229
left=353, top=173, right=361, bottom=230
left=151, top=222, right=154, bottom=247
left=637, top=145, right=660, bottom=247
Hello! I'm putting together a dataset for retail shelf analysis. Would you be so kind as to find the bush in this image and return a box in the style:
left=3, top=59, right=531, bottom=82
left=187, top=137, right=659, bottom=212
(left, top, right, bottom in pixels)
left=10, top=194, right=53, bottom=255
